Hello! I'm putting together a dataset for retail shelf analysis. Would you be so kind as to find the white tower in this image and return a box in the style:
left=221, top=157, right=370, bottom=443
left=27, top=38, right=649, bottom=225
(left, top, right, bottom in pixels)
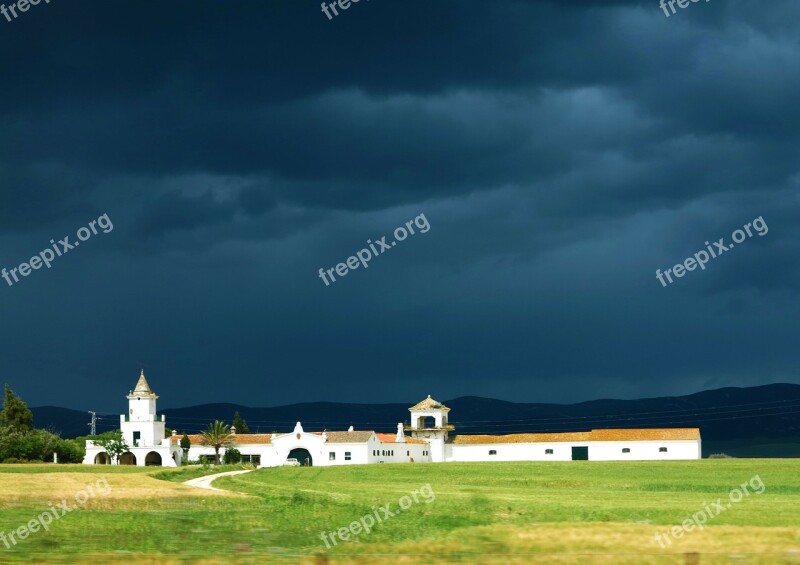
left=405, top=395, right=453, bottom=462
left=120, top=370, right=165, bottom=448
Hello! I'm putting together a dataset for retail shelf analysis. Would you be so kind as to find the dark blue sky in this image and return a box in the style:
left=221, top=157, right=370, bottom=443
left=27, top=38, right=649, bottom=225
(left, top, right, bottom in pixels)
left=1, top=0, right=798, bottom=413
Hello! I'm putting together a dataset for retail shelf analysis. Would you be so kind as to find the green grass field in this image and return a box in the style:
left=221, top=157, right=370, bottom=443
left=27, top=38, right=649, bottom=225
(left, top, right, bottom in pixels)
left=0, top=460, right=799, bottom=564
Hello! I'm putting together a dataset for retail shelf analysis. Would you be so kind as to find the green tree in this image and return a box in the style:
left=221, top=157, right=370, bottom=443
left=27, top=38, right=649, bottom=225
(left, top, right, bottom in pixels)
left=223, top=447, right=241, bottom=464
left=200, top=420, right=233, bottom=465
left=0, top=428, right=60, bottom=462
left=56, top=438, right=85, bottom=463
left=0, top=384, right=33, bottom=433
left=232, top=412, right=250, bottom=434
left=180, top=433, right=191, bottom=464
left=94, top=430, right=129, bottom=464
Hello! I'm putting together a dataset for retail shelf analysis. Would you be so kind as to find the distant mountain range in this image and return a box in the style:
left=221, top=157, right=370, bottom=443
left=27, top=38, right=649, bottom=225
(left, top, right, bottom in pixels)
left=32, top=383, right=800, bottom=458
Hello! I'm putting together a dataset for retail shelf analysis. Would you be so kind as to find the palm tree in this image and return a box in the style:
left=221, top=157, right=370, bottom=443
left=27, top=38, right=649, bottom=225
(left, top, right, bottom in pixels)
left=200, top=420, right=234, bottom=465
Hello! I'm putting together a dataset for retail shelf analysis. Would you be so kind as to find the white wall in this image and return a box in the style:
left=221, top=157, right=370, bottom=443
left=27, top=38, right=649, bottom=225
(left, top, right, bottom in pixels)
left=449, top=442, right=574, bottom=462
left=449, top=439, right=701, bottom=462
left=589, top=440, right=700, bottom=461
left=83, top=443, right=180, bottom=467
left=367, top=440, right=430, bottom=464
left=319, top=444, right=370, bottom=466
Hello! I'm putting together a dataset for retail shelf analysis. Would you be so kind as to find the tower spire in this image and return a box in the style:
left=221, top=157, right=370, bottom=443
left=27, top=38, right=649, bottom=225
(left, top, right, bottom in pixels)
left=129, top=370, right=157, bottom=398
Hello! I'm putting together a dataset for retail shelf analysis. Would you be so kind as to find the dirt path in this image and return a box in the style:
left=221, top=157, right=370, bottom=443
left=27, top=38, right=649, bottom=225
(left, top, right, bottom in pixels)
left=182, top=469, right=253, bottom=492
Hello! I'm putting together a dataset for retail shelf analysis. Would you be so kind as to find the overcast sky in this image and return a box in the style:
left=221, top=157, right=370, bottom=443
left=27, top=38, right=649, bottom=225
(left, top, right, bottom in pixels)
left=1, top=0, right=798, bottom=412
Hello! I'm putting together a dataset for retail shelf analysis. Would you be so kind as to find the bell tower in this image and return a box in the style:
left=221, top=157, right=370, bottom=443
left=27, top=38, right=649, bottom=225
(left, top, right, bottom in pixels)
left=120, top=370, right=165, bottom=447
left=405, top=395, right=453, bottom=462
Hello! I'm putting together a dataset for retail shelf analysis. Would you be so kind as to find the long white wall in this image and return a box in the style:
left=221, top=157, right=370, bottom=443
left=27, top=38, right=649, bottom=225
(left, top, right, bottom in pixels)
left=589, top=440, right=701, bottom=461
left=447, top=442, right=574, bottom=462
left=448, top=439, right=701, bottom=462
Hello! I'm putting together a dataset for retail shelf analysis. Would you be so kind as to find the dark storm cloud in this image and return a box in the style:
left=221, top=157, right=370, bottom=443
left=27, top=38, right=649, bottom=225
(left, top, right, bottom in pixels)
left=0, top=0, right=797, bottom=411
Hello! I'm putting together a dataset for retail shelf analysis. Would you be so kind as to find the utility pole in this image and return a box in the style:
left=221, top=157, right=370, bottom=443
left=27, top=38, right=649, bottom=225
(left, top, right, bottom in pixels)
left=87, top=411, right=97, bottom=436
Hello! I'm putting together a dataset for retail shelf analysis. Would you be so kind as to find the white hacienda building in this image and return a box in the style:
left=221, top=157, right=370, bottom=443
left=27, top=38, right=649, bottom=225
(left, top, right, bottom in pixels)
left=85, top=375, right=701, bottom=467
left=83, top=372, right=183, bottom=467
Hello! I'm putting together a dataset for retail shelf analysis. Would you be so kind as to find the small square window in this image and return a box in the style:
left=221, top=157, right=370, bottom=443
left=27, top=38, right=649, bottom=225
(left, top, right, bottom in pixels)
left=345, top=451, right=352, bottom=460
left=489, top=450, right=497, bottom=455
left=659, top=447, right=668, bottom=453
left=545, top=449, right=553, bottom=455
left=329, top=452, right=336, bottom=461
left=622, top=448, right=630, bottom=454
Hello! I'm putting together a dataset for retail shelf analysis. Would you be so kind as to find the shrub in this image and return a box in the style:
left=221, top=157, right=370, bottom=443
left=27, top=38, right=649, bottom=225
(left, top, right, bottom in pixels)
left=56, top=438, right=86, bottom=463
left=0, top=428, right=60, bottom=462
left=223, top=447, right=242, bottom=464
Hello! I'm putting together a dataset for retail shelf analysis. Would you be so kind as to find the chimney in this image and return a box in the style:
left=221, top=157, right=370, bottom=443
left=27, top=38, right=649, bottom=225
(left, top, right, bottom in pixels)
left=348, top=425, right=354, bottom=432
left=231, top=426, right=237, bottom=435
left=396, top=423, right=406, bottom=443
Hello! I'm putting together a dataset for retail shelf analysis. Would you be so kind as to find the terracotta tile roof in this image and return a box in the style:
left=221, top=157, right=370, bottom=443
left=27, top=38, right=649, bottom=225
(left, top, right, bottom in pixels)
left=589, top=428, right=700, bottom=441
left=452, top=428, right=700, bottom=444
left=374, top=433, right=427, bottom=445
left=182, top=434, right=272, bottom=445
left=323, top=431, right=374, bottom=443
left=453, top=432, right=591, bottom=444
left=409, top=395, right=450, bottom=412
left=403, top=437, right=428, bottom=445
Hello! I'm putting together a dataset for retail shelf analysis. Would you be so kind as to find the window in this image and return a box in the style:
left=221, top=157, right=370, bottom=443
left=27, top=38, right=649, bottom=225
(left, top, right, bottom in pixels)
left=545, top=449, right=553, bottom=455
left=407, top=451, right=410, bottom=456
left=133, top=431, right=141, bottom=447
left=489, top=450, right=497, bottom=455
left=381, top=450, right=385, bottom=456
left=345, top=451, right=352, bottom=460
left=329, top=452, right=336, bottom=461
left=622, top=448, right=630, bottom=454
left=659, top=447, right=668, bottom=453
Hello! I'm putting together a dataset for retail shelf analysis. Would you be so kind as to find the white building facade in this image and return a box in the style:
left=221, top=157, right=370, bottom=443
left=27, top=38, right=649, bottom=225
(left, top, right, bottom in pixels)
left=85, top=379, right=700, bottom=467
left=83, top=372, right=182, bottom=467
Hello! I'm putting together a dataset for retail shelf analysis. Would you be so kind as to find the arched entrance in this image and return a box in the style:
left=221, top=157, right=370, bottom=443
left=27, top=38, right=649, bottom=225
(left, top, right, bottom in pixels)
left=288, top=448, right=313, bottom=466
left=119, top=452, right=136, bottom=466
left=94, top=452, right=110, bottom=465
left=145, top=452, right=163, bottom=466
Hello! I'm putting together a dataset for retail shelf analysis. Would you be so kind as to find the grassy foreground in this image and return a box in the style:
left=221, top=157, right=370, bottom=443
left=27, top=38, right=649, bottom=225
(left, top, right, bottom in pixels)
left=0, top=460, right=798, bottom=564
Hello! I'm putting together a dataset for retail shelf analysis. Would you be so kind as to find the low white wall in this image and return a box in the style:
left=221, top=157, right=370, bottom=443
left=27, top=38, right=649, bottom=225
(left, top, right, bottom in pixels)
left=449, top=439, right=701, bottom=462
left=448, top=442, right=574, bottom=462
left=589, top=440, right=700, bottom=461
